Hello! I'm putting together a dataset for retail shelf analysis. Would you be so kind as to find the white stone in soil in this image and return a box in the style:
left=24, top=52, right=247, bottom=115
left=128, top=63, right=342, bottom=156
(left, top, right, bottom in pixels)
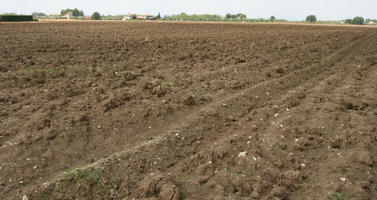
left=238, top=151, right=247, bottom=158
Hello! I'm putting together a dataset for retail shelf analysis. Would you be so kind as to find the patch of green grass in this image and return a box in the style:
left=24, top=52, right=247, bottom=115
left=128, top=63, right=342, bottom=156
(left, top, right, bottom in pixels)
left=21, top=68, right=60, bottom=79
left=41, top=194, right=54, bottom=200
left=59, top=168, right=112, bottom=192
left=76, top=169, right=89, bottom=180
left=329, top=193, right=347, bottom=200
left=187, top=132, right=197, bottom=138
left=57, top=178, right=68, bottom=192
left=92, top=168, right=106, bottom=191
left=47, top=68, right=58, bottom=74
left=117, top=75, right=125, bottom=81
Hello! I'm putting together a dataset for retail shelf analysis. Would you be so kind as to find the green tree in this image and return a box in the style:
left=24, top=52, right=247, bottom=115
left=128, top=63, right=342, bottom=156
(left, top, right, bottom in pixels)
left=164, top=13, right=222, bottom=21
left=236, top=13, right=246, bottom=19
left=1, top=12, right=18, bottom=15
left=61, top=9, right=73, bottom=15
left=32, top=12, right=46, bottom=18
left=156, top=12, right=161, bottom=20
left=306, top=15, right=317, bottom=22
left=225, top=13, right=246, bottom=20
left=345, top=19, right=353, bottom=24
left=91, top=12, right=101, bottom=20
left=270, top=16, right=276, bottom=22
left=352, top=16, right=364, bottom=25
left=180, top=12, right=188, bottom=17
left=72, top=8, right=80, bottom=16
left=61, top=8, right=84, bottom=16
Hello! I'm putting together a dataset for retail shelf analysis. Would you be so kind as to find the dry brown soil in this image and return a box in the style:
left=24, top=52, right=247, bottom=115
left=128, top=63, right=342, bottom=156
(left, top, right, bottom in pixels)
left=0, top=21, right=376, bottom=200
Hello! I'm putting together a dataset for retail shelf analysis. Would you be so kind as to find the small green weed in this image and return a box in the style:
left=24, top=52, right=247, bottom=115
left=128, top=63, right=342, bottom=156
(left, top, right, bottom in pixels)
left=329, top=193, right=347, bottom=200
left=92, top=168, right=106, bottom=190
left=59, top=168, right=112, bottom=192
left=163, top=80, right=175, bottom=88
left=41, top=194, right=54, bottom=200
left=47, top=68, right=58, bottom=74
left=187, top=132, right=197, bottom=138
left=189, top=89, right=197, bottom=96
left=117, top=75, right=125, bottom=81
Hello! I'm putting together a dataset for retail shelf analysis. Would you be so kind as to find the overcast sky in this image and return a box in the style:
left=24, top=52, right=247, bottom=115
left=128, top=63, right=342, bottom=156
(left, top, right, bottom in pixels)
left=1, top=0, right=376, bottom=20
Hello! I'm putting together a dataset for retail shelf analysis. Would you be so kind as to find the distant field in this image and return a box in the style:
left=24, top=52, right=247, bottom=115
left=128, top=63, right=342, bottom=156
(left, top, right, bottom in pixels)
left=0, top=21, right=376, bottom=200
left=34, top=19, right=377, bottom=28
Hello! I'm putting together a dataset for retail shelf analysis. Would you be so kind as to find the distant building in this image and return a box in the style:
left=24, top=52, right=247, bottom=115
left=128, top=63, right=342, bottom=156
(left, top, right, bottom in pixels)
left=137, top=15, right=155, bottom=20
left=64, top=12, right=73, bottom=20
left=49, top=13, right=61, bottom=17
left=369, top=21, right=375, bottom=25
left=123, top=14, right=137, bottom=20
left=122, top=14, right=155, bottom=20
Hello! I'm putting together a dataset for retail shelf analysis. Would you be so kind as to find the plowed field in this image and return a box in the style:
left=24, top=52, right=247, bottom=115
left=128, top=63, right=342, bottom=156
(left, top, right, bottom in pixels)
left=0, top=21, right=376, bottom=200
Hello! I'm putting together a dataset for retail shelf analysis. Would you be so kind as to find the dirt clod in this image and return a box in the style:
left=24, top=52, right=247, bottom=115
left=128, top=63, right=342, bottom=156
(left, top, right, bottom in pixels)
left=184, top=96, right=195, bottom=106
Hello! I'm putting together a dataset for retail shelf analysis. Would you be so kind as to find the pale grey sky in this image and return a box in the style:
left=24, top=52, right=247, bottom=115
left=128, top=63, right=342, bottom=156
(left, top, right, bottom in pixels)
left=1, top=0, right=376, bottom=20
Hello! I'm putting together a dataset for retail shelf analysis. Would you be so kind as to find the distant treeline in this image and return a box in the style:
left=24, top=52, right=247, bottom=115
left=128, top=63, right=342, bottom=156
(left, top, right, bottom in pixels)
left=162, top=13, right=286, bottom=22
left=162, top=13, right=376, bottom=25
left=366, top=19, right=377, bottom=24
left=101, top=15, right=124, bottom=20
left=344, top=17, right=377, bottom=25
left=0, top=15, right=34, bottom=22
left=61, top=8, right=84, bottom=16
left=163, top=13, right=223, bottom=21
left=2, top=11, right=376, bottom=25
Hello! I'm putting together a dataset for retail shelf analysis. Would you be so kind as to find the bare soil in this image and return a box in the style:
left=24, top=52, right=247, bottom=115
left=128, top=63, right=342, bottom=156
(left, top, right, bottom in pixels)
left=0, top=21, right=376, bottom=200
